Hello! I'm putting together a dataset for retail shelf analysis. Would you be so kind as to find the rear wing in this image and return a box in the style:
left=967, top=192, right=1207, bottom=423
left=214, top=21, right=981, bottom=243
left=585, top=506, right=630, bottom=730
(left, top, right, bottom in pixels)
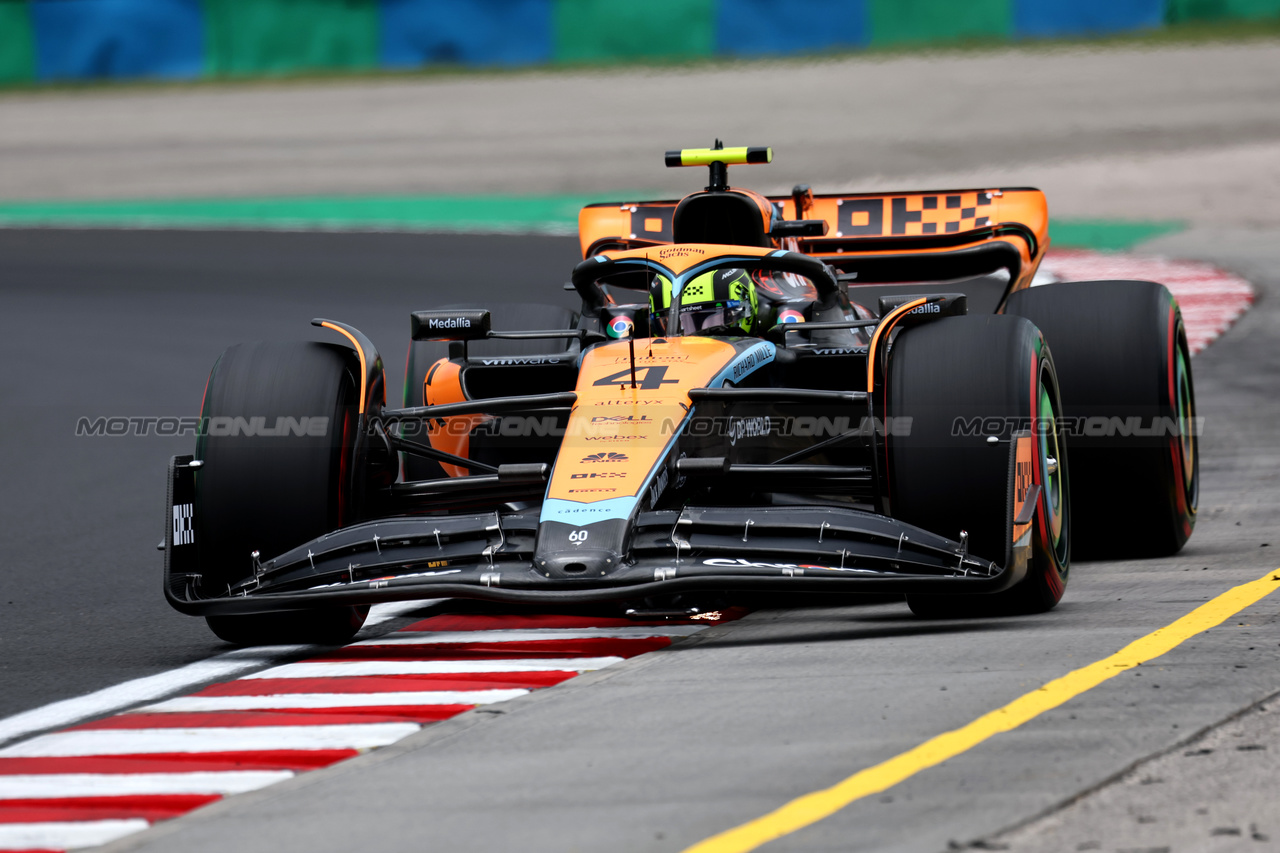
left=578, top=188, right=1049, bottom=291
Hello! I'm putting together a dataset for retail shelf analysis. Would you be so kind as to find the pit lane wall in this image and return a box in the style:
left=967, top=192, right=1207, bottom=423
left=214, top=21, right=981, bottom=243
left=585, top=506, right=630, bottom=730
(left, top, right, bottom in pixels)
left=1, top=0, right=1278, bottom=86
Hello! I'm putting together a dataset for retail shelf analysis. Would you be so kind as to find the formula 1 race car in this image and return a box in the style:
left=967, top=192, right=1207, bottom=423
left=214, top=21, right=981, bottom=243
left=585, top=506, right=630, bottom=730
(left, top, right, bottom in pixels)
left=163, top=144, right=1198, bottom=645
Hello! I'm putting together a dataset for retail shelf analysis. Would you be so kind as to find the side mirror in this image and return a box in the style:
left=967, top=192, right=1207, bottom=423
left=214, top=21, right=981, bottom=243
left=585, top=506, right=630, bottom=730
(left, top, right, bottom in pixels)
left=411, top=310, right=491, bottom=341
left=878, top=293, right=968, bottom=321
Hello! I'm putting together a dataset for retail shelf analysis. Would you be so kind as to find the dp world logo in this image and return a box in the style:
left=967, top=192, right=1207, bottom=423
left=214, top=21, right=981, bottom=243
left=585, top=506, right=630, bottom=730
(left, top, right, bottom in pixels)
left=606, top=316, right=635, bottom=339
left=581, top=452, right=629, bottom=463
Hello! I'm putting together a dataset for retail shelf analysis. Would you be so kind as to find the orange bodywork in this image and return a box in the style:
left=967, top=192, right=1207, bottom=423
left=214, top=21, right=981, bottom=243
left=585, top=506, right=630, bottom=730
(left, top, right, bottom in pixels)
left=545, top=338, right=739, bottom=506
left=578, top=188, right=1051, bottom=294
left=592, top=243, right=787, bottom=277
left=422, top=358, right=489, bottom=478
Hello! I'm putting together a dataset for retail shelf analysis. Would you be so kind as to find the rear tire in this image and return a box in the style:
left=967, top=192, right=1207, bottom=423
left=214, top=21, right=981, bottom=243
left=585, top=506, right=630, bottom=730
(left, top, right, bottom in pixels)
left=195, top=341, right=368, bottom=645
left=887, top=315, right=1070, bottom=617
left=1005, top=281, right=1196, bottom=558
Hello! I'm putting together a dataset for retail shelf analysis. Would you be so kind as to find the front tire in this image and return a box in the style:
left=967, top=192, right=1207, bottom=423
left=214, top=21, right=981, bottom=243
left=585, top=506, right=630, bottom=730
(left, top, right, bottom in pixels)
left=195, top=341, right=368, bottom=645
left=887, top=315, right=1070, bottom=617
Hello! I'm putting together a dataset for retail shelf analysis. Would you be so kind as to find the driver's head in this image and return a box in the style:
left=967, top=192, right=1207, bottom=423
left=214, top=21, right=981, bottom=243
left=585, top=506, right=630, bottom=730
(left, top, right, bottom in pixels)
left=648, top=268, right=758, bottom=337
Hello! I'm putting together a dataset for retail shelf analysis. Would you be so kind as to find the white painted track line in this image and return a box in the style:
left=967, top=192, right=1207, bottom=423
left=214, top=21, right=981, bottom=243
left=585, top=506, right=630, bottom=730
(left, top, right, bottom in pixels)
left=0, top=818, right=151, bottom=849
left=0, top=770, right=294, bottom=798
left=0, top=601, right=435, bottom=749
left=0, top=724, right=422, bottom=757
left=0, top=647, right=293, bottom=749
left=141, top=689, right=529, bottom=712
left=245, top=657, right=626, bottom=679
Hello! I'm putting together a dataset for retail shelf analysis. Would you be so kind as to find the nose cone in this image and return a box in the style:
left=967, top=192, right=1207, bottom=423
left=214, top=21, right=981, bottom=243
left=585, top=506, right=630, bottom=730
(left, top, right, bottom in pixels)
left=535, top=548, right=624, bottom=579
left=533, top=519, right=628, bottom=580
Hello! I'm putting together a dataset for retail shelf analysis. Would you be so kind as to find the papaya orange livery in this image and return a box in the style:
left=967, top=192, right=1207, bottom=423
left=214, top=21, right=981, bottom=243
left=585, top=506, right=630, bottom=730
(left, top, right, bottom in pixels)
left=595, top=243, right=784, bottom=277
left=422, top=358, right=488, bottom=478
left=545, top=338, right=737, bottom=507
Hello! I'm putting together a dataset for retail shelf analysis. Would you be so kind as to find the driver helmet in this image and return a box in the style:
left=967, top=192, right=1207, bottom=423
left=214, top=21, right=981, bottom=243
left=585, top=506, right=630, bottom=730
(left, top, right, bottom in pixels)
left=649, top=268, right=759, bottom=337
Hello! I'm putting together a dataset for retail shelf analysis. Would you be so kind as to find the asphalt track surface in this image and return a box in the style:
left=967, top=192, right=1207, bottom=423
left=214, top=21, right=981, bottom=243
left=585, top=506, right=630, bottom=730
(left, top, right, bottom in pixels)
left=0, top=222, right=1276, bottom=852
left=2, top=38, right=1280, bottom=853
left=0, top=228, right=581, bottom=721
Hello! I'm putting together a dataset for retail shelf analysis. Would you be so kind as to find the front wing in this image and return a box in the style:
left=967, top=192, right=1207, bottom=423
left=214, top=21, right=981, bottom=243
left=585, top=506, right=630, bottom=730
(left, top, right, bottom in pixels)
left=164, top=456, right=1026, bottom=615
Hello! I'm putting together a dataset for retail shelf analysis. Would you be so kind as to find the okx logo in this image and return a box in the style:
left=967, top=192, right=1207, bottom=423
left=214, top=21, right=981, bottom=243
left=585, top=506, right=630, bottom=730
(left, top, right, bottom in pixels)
left=581, top=452, right=629, bottom=463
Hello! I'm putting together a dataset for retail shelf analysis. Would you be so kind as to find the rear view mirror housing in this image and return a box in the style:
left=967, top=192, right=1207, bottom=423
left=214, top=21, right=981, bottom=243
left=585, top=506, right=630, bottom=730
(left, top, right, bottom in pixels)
left=411, top=310, right=492, bottom=341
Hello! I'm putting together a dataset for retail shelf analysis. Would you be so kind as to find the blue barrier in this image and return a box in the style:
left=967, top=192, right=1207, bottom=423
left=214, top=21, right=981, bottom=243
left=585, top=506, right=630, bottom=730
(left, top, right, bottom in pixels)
left=1013, top=0, right=1165, bottom=37
left=7, top=0, right=1267, bottom=87
left=380, top=0, right=553, bottom=68
left=31, top=0, right=203, bottom=82
left=716, top=0, right=868, bottom=55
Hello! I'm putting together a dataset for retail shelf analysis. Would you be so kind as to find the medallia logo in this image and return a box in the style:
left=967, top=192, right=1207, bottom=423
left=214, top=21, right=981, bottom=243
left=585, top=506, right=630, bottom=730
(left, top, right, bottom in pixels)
left=428, top=316, right=471, bottom=329
left=908, top=303, right=941, bottom=315
left=606, top=316, right=635, bottom=339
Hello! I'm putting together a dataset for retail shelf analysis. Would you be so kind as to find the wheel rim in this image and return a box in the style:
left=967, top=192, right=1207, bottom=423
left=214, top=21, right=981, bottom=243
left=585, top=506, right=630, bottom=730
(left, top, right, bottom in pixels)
left=1174, top=333, right=1196, bottom=496
left=1037, top=366, right=1067, bottom=563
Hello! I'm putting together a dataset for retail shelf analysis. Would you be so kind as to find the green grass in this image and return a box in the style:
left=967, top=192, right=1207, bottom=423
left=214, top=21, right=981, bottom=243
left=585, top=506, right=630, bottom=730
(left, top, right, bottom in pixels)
left=0, top=195, right=597, bottom=234
left=1049, top=219, right=1185, bottom=251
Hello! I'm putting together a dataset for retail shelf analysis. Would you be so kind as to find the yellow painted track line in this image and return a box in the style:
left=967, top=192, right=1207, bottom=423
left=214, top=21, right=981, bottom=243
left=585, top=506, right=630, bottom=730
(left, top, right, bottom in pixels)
left=684, top=566, right=1280, bottom=853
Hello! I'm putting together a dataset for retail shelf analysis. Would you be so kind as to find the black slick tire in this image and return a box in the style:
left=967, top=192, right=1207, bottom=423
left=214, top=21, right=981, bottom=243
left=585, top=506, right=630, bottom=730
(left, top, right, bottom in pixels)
left=887, top=315, right=1070, bottom=617
left=1005, top=281, right=1197, bottom=558
left=195, top=341, right=368, bottom=645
